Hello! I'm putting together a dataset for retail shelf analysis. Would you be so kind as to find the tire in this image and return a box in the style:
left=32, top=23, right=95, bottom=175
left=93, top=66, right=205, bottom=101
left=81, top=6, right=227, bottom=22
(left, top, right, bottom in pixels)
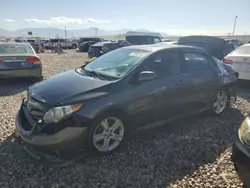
left=31, top=76, right=43, bottom=83
left=72, top=44, right=77, bottom=49
left=86, top=112, right=127, bottom=156
left=211, top=89, right=228, bottom=115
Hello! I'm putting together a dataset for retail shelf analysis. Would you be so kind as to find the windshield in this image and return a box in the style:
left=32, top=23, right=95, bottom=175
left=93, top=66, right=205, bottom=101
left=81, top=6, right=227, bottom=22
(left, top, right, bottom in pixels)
left=230, top=45, right=250, bottom=55
left=83, top=48, right=151, bottom=79
left=0, top=44, right=34, bottom=54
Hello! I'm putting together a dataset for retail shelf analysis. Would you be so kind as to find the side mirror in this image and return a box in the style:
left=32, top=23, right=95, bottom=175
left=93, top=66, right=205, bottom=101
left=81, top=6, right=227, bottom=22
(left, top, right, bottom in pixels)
left=138, top=71, right=156, bottom=81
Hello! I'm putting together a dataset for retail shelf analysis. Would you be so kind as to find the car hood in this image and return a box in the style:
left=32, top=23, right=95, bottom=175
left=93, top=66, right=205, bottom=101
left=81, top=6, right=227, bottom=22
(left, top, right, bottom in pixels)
left=30, top=70, right=112, bottom=106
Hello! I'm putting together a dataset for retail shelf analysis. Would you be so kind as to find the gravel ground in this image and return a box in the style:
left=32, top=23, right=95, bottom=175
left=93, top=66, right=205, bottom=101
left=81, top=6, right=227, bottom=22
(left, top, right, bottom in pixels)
left=0, top=50, right=250, bottom=188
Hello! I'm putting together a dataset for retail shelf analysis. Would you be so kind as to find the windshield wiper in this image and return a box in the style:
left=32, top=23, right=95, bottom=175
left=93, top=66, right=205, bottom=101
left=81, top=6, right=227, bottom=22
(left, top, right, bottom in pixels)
left=85, top=69, right=109, bottom=80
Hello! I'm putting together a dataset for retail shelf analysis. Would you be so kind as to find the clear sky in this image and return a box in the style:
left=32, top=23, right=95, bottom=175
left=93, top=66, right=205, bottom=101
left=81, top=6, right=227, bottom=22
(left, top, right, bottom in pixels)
left=1, top=0, right=250, bottom=35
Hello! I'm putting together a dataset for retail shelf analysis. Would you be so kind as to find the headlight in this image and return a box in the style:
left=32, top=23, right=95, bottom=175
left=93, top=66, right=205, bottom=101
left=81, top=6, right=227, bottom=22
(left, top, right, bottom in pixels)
left=43, top=104, right=83, bottom=123
left=239, top=116, right=250, bottom=145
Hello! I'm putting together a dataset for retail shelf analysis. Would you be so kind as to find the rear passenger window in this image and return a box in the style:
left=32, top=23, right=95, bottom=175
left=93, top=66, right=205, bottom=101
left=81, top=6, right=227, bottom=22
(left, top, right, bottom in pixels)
left=184, top=52, right=210, bottom=72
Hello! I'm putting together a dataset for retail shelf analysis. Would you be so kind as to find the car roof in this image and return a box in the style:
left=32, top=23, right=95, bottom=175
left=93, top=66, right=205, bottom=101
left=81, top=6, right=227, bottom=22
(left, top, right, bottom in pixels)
left=92, top=41, right=112, bottom=47
left=178, top=35, right=226, bottom=44
left=125, top=31, right=162, bottom=38
left=0, top=42, right=31, bottom=46
left=122, top=43, right=205, bottom=52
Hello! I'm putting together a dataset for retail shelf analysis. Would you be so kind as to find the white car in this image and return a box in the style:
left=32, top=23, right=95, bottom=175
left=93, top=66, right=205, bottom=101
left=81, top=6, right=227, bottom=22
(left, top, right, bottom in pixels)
left=224, top=44, right=250, bottom=80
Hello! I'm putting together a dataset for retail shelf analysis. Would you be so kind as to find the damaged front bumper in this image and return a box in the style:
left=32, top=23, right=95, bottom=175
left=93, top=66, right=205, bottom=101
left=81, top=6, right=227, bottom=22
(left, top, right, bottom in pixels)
left=15, top=99, right=91, bottom=167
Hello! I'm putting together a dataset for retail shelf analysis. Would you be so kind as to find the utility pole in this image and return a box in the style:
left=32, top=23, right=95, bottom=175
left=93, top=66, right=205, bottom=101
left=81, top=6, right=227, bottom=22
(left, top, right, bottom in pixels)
left=232, top=16, right=238, bottom=36
left=94, top=28, right=98, bottom=36
left=65, top=25, right=67, bottom=39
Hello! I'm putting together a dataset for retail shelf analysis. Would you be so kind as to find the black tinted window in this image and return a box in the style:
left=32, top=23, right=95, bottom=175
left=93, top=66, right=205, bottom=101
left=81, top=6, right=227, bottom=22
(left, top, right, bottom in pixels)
left=50, top=39, right=59, bottom=43
left=143, top=50, right=181, bottom=77
left=126, top=36, right=161, bottom=45
left=184, top=52, right=210, bottom=72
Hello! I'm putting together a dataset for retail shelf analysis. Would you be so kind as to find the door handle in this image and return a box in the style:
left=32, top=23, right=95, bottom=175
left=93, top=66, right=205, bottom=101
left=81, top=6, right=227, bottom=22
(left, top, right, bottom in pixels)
left=176, top=80, right=185, bottom=85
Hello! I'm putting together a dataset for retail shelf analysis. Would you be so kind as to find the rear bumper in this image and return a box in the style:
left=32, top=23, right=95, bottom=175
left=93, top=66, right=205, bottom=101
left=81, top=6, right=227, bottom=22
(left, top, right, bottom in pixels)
left=237, top=71, right=250, bottom=81
left=232, top=137, right=250, bottom=187
left=0, top=64, right=42, bottom=78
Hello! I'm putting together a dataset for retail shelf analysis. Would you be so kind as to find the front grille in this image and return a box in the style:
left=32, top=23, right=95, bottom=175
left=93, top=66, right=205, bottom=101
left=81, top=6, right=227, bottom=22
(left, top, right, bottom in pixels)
left=27, top=95, right=49, bottom=120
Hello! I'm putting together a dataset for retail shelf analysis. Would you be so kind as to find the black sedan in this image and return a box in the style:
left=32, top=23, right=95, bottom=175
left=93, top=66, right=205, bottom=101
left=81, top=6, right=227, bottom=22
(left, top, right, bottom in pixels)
left=0, top=42, right=43, bottom=82
left=88, top=40, right=131, bottom=58
left=232, top=115, right=250, bottom=188
left=15, top=44, right=238, bottom=165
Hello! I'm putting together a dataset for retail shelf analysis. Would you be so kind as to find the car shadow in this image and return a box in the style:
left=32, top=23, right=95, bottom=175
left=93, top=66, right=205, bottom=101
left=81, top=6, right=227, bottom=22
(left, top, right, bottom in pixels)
left=0, top=107, right=246, bottom=187
left=0, top=78, right=33, bottom=96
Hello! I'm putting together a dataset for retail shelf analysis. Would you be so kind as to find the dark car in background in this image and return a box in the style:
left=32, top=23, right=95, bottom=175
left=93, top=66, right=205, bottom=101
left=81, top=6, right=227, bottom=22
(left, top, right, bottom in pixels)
left=88, top=40, right=131, bottom=58
left=125, top=31, right=162, bottom=45
left=225, top=39, right=243, bottom=47
left=14, top=44, right=238, bottom=165
left=78, top=37, right=105, bottom=52
left=0, top=42, right=43, bottom=82
left=178, top=35, right=236, bottom=60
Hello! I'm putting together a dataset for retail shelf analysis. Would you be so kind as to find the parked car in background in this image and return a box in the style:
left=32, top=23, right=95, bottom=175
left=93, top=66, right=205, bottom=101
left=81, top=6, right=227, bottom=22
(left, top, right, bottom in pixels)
left=14, top=44, right=238, bottom=165
left=125, top=31, right=162, bottom=45
left=225, top=39, right=243, bottom=47
left=178, top=35, right=236, bottom=60
left=88, top=40, right=131, bottom=58
left=78, top=37, right=105, bottom=52
left=14, top=39, right=22, bottom=43
left=0, top=42, right=43, bottom=82
left=45, top=39, right=72, bottom=50
left=71, top=39, right=79, bottom=49
left=162, top=39, right=173, bottom=42
left=223, top=44, right=250, bottom=81
left=232, top=114, right=250, bottom=188
left=161, top=41, right=178, bottom=45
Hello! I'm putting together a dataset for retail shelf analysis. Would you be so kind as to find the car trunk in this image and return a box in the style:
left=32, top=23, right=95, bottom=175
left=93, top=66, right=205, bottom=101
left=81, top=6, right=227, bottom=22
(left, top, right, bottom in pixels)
left=0, top=54, right=36, bottom=70
left=225, top=55, right=250, bottom=79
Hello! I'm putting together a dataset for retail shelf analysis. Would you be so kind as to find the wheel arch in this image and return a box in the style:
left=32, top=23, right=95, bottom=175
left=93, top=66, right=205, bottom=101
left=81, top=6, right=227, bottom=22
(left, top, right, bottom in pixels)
left=93, top=106, right=130, bottom=122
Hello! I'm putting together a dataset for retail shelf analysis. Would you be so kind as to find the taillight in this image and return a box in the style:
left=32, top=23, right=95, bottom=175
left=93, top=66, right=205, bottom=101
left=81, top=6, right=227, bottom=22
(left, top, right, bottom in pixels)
left=26, top=56, right=41, bottom=64
left=0, top=58, right=2, bottom=63
left=235, top=72, right=239, bottom=79
left=223, top=59, right=233, bottom=64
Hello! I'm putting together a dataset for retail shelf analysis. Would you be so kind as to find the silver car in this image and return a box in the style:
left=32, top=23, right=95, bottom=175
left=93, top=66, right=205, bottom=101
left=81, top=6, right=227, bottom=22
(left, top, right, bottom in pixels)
left=224, top=44, right=250, bottom=80
left=0, top=42, right=43, bottom=82
left=45, top=39, right=72, bottom=50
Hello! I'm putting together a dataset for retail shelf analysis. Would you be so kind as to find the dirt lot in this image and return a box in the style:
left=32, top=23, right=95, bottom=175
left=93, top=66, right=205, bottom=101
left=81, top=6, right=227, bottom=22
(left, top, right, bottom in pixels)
left=0, top=50, right=250, bottom=188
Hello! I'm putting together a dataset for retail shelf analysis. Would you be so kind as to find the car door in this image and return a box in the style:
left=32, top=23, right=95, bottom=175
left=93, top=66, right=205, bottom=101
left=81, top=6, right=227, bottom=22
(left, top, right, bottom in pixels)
left=128, top=49, right=186, bottom=127
left=60, top=39, right=66, bottom=48
left=179, top=50, right=222, bottom=111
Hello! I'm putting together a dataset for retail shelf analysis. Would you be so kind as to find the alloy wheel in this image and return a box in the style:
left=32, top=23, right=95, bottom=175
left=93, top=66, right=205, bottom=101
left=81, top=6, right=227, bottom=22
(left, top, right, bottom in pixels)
left=93, top=117, right=124, bottom=152
left=213, top=90, right=228, bottom=114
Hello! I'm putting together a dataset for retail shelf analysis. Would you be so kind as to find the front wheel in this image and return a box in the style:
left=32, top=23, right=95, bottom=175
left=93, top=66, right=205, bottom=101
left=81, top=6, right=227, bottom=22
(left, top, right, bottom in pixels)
left=87, top=115, right=126, bottom=155
left=211, top=90, right=228, bottom=115
left=31, top=76, right=43, bottom=83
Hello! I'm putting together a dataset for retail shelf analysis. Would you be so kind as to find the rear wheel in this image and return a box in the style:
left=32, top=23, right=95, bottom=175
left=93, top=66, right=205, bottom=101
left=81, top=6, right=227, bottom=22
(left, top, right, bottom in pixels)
left=72, top=44, right=77, bottom=49
left=87, top=114, right=126, bottom=155
left=211, top=90, right=228, bottom=115
left=31, top=76, right=43, bottom=83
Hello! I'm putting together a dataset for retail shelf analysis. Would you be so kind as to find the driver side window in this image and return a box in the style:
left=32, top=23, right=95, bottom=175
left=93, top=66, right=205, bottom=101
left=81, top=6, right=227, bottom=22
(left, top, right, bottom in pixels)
left=141, top=50, right=181, bottom=78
